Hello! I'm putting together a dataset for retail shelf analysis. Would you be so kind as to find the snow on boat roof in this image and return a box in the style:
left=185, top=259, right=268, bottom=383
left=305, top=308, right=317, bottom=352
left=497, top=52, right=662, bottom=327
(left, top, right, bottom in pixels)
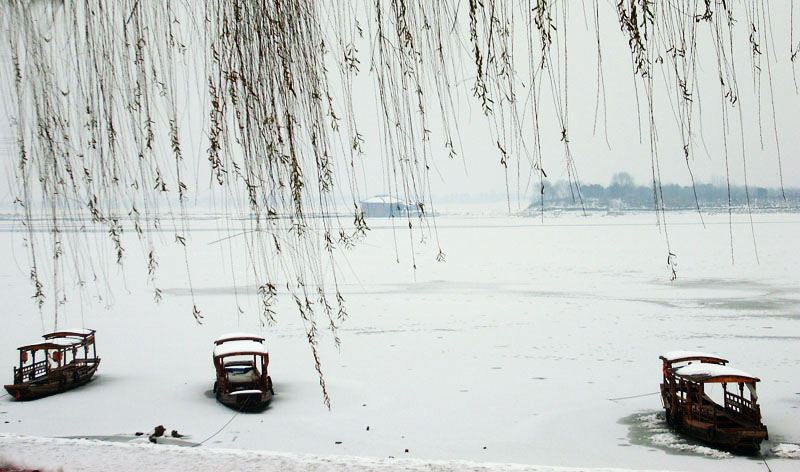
left=660, top=350, right=727, bottom=364
left=213, top=340, right=269, bottom=358
left=361, top=194, right=406, bottom=204
left=229, top=389, right=265, bottom=396
left=43, top=328, right=95, bottom=339
left=48, top=338, right=84, bottom=347
left=672, top=362, right=760, bottom=383
left=214, top=332, right=265, bottom=345
left=18, top=338, right=82, bottom=351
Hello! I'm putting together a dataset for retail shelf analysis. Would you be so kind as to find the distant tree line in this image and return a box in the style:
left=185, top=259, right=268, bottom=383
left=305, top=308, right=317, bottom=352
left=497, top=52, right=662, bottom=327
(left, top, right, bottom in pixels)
left=530, top=173, right=800, bottom=211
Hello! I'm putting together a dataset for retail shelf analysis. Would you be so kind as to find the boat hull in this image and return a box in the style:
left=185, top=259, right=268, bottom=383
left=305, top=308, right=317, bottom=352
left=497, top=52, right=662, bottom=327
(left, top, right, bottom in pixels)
left=5, top=360, right=100, bottom=401
left=214, top=376, right=273, bottom=412
left=662, top=388, right=767, bottom=454
left=666, top=413, right=767, bottom=453
left=216, top=389, right=272, bottom=412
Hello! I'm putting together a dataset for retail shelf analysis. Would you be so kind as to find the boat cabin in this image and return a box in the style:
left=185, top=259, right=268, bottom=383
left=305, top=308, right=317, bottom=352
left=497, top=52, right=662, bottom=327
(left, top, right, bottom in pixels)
left=659, top=351, right=767, bottom=453
left=213, top=332, right=267, bottom=345
left=5, top=328, right=100, bottom=400
left=212, top=333, right=273, bottom=411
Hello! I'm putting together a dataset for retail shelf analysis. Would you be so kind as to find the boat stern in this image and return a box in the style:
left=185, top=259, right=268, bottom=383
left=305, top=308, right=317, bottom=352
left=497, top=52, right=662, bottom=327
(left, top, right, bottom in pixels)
left=4, top=384, right=32, bottom=401
left=218, top=388, right=272, bottom=411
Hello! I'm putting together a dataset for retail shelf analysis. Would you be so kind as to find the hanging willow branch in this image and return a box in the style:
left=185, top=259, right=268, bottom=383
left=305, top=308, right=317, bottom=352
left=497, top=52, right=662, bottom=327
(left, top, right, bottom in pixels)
left=1, top=0, right=795, bottom=404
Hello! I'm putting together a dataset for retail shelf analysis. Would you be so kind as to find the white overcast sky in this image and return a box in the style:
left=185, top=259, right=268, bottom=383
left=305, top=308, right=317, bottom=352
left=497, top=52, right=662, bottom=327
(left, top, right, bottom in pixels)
left=1, top=1, right=798, bottom=209
left=343, top=1, right=800, bottom=202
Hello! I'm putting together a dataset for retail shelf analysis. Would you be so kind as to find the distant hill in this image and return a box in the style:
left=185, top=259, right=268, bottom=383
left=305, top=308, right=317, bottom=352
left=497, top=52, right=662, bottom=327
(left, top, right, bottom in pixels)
left=528, top=177, right=800, bottom=212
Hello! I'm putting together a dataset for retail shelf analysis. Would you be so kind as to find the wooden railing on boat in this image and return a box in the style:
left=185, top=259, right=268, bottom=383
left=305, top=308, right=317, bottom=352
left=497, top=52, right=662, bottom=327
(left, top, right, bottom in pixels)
left=676, top=390, right=761, bottom=427
left=13, top=357, right=100, bottom=384
left=724, top=390, right=760, bottom=422
left=14, top=360, right=48, bottom=383
left=70, top=358, right=100, bottom=364
left=689, top=401, right=716, bottom=423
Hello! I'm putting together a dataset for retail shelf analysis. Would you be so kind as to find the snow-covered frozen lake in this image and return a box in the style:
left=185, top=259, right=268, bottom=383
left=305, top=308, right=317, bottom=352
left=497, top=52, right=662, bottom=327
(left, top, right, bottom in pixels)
left=1, top=210, right=799, bottom=471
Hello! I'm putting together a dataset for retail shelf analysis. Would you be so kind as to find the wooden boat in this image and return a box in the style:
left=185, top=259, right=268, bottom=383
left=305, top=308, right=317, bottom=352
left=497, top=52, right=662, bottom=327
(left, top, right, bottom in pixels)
left=4, top=328, right=100, bottom=400
left=659, top=351, right=768, bottom=453
left=212, top=333, right=273, bottom=411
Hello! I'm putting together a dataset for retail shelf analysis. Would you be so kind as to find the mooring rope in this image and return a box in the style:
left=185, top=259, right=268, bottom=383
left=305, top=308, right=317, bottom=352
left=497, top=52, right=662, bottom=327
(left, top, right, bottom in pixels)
left=607, top=391, right=660, bottom=402
left=193, top=401, right=249, bottom=447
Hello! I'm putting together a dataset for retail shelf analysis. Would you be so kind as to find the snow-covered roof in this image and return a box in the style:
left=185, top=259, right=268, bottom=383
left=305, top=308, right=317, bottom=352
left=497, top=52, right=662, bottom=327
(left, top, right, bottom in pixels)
left=213, top=340, right=269, bottom=358
left=214, top=332, right=265, bottom=345
left=229, top=389, right=265, bottom=396
left=361, top=195, right=406, bottom=205
left=672, top=363, right=759, bottom=383
left=660, top=350, right=728, bottom=364
left=19, top=340, right=72, bottom=351
left=43, top=328, right=94, bottom=339
left=48, top=337, right=84, bottom=347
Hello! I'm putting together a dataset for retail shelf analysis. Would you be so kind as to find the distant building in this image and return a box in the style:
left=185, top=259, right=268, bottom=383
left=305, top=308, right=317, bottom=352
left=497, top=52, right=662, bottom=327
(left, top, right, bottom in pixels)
left=360, top=195, right=419, bottom=218
left=607, top=198, right=624, bottom=215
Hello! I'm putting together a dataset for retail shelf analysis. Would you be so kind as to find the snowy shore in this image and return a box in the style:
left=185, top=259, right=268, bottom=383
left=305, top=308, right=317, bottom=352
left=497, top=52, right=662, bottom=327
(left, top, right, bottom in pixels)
left=0, top=433, right=679, bottom=472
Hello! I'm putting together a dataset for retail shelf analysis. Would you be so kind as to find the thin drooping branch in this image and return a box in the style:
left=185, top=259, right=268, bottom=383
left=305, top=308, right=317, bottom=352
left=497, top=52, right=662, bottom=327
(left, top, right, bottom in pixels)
left=1, top=0, right=796, bottom=403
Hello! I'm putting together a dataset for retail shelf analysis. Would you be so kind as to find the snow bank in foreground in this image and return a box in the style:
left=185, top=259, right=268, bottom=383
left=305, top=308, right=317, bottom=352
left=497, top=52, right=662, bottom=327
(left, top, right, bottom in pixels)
left=0, top=434, right=671, bottom=472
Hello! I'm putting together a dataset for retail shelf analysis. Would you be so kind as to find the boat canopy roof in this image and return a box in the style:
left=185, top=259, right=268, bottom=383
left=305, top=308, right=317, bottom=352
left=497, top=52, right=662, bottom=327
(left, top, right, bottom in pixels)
left=18, top=339, right=82, bottom=352
left=672, top=362, right=760, bottom=384
left=42, top=328, right=95, bottom=339
left=18, top=328, right=96, bottom=351
left=214, top=332, right=265, bottom=345
left=660, top=351, right=728, bottom=365
left=48, top=337, right=85, bottom=347
left=213, top=339, right=269, bottom=358
left=361, top=194, right=407, bottom=205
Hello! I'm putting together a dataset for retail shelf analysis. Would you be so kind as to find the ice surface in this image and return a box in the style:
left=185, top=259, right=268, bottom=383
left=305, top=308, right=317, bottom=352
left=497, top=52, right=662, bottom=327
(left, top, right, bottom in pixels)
left=622, top=411, right=734, bottom=459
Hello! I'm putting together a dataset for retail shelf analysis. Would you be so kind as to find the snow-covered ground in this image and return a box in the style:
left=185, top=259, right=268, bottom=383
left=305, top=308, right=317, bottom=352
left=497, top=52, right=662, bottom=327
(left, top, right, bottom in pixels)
left=0, top=434, right=678, bottom=472
left=1, top=211, right=799, bottom=471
